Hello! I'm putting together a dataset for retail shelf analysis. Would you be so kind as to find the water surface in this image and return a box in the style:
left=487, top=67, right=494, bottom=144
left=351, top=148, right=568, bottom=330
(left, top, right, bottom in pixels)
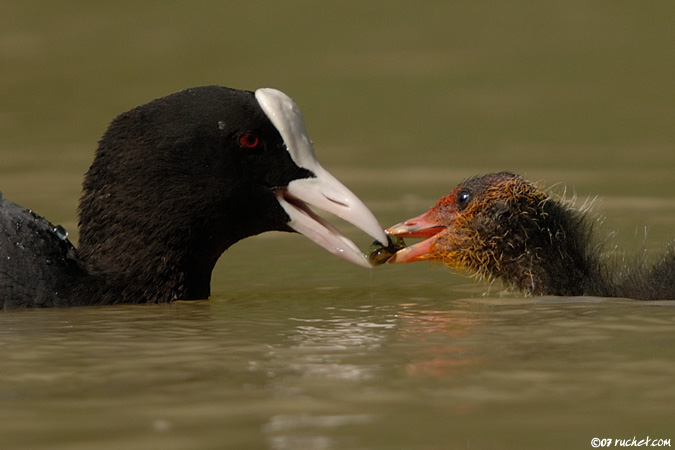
left=2, top=295, right=674, bottom=450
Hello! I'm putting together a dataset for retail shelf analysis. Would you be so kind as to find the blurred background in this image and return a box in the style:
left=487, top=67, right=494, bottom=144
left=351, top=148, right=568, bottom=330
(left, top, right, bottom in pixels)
left=1, top=1, right=674, bottom=284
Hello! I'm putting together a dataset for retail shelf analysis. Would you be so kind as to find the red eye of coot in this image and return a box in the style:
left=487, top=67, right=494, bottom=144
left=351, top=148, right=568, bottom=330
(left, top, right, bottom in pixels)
left=238, top=133, right=260, bottom=149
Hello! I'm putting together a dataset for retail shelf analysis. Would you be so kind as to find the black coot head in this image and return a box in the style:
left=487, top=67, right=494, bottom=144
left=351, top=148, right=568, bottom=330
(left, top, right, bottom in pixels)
left=78, top=87, right=386, bottom=279
left=3, top=86, right=387, bottom=306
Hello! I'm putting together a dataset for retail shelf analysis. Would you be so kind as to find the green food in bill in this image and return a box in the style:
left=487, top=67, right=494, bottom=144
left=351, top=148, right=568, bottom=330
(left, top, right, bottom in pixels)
left=367, top=235, right=407, bottom=266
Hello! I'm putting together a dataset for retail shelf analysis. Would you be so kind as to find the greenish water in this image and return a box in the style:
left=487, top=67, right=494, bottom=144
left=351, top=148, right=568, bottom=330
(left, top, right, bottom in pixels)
left=2, top=297, right=674, bottom=450
left=1, top=1, right=675, bottom=449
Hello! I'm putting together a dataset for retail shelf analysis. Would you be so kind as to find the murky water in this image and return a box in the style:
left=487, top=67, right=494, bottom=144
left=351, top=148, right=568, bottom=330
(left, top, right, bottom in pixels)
left=2, top=295, right=674, bottom=450
left=2, top=2, right=675, bottom=449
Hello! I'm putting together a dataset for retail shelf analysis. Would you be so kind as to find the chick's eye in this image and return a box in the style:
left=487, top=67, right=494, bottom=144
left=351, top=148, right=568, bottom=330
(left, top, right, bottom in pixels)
left=238, top=132, right=260, bottom=149
left=457, top=190, right=471, bottom=210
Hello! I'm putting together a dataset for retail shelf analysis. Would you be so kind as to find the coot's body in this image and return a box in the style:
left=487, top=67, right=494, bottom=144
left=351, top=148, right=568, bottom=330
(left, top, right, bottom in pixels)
left=1, top=196, right=83, bottom=306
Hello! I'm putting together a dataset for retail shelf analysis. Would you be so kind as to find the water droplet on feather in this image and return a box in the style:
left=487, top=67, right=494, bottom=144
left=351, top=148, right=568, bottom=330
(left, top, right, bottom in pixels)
left=53, top=225, right=68, bottom=241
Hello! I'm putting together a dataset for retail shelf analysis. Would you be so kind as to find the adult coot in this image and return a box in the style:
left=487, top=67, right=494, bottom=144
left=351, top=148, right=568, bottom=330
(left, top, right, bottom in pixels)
left=0, top=86, right=386, bottom=307
left=381, top=172, right=675, bottom=300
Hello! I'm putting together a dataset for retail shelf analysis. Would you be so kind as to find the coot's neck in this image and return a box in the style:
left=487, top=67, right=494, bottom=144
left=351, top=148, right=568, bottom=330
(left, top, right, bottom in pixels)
left=75, top=215, right=232, bottom=304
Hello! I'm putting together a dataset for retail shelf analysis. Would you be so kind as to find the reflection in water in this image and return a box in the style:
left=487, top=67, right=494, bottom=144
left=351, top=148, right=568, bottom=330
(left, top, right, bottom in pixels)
left=264, top=414, right=372, bottom=450
left=2, top=298, right=675, bottom=450
left=261, top=302, right=491, bottom=448
left=262, top=307, right=394, bottom=449
left=282, top=316, right=394, bottom=380
left=397, top=305, right=486, bottom=377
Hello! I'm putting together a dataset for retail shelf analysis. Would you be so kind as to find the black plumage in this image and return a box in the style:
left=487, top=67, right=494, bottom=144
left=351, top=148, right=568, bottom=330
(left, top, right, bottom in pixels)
left=1, top=86, right=384, bottom=307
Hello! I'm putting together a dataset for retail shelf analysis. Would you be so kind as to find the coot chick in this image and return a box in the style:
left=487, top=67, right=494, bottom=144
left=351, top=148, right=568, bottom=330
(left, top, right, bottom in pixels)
left=1, top=86, right=386, bottom=308
left=383, top=172, right=675, bottom=300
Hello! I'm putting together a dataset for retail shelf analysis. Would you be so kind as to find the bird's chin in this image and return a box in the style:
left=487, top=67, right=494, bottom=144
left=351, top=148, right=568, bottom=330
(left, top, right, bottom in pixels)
left=385, top=235, right=440, bottom=263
